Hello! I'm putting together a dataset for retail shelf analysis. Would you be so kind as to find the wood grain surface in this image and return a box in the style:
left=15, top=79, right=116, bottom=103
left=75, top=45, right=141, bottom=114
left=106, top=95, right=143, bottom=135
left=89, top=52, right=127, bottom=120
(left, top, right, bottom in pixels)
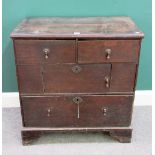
left=11, top=17, right=144, bottom=38
left=21, top=95, right=133, bottom=127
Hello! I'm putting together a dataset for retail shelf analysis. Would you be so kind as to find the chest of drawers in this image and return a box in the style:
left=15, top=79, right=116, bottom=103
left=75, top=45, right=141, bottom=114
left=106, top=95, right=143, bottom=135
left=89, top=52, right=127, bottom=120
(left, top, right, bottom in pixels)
left=11, top=17, right=144, bottom=144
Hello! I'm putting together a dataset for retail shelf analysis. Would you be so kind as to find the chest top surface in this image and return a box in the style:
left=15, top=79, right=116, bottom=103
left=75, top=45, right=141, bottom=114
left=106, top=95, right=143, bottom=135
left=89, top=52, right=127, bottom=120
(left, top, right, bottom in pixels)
left=11, top=17, right=144, bottom=38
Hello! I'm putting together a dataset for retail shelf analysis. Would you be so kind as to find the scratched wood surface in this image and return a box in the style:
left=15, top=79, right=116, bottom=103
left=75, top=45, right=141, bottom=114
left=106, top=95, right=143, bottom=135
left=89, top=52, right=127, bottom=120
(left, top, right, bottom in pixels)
left=11, top=17, right=144, bottom=38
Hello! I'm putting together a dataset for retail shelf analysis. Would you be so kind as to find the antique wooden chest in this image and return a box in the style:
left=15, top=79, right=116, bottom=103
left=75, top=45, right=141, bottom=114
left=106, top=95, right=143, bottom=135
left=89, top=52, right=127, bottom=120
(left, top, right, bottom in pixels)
left=11, top=17, right=144, bottom=144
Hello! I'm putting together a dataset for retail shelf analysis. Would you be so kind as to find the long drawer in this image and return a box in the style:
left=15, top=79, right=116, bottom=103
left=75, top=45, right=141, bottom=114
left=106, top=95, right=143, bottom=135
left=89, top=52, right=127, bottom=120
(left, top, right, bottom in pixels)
left=21, top=95, right=133, bottom=127
left=17, top=63, right=136, bottom=94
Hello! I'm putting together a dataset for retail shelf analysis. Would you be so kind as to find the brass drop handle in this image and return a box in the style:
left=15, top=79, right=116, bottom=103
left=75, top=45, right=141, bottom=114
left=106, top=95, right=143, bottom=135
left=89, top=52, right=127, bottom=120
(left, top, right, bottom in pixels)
left=105, top=76, right=110, bottom=88
left=72, top=65, right=82, bottom=74
left=101, top=107, right=107, bottom=116
left=43, top=48, right=50, bottom=59
left=47, top=107, right=52, bottom=117
left=105, top=48, right=112, bottom=59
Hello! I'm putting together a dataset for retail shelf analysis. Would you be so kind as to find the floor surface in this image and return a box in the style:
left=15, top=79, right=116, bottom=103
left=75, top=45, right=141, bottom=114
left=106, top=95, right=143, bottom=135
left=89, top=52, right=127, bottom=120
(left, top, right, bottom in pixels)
left=2, top=106, right=152, bottom=155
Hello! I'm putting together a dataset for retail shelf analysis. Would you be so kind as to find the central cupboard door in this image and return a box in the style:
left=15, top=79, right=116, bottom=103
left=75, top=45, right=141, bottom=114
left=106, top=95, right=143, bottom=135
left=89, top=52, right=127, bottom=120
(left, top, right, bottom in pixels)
left=43, top=64, right=111, bottom=93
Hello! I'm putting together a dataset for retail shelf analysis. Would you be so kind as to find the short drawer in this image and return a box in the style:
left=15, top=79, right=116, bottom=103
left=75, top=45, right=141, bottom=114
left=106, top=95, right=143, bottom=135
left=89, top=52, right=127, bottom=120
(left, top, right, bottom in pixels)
left=14, top=40, right=76, bottom=64
left=21, top=95, right=133, bottom=127
left=78, top=40, right=140, bottom=63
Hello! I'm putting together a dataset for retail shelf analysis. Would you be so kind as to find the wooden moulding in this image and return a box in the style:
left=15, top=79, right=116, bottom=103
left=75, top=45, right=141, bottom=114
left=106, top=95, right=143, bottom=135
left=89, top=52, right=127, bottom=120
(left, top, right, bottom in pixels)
left=21, top=127, right=132, bottom=145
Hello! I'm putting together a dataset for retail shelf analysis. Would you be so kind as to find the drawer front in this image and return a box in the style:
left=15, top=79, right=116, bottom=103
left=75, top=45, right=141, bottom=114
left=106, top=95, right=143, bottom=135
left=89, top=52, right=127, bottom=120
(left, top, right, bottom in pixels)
left=14, top=40, right=76, bottom=64
left=16, top=64, right=136, bottom=94
left=78, top=95, right=133, bottom=127
left=43, top=64, right=111, bottom=93
left=110, top=63, right=137, bottom=92
left=22, top=96, right=77, bottom=127
left=78, top=40, right=140, bottom=63
left=21, top=95, right=133, bottom=127
left=17, top=65, right=43, bottom=93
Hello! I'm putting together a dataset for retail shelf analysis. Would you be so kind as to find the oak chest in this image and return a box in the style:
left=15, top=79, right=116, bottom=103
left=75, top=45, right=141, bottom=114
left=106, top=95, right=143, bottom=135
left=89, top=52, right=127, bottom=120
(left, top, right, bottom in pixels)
left=11, top=17, right=144, bottom=144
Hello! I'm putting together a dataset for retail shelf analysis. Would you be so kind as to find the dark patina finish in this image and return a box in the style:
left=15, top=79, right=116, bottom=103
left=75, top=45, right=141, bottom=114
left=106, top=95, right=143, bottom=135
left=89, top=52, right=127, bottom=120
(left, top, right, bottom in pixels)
left=11, top=17, right=144, bottom=145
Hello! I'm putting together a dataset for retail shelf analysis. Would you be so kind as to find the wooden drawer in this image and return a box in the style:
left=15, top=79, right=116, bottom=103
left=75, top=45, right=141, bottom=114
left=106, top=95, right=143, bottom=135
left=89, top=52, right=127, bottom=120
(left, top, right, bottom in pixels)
left=16, top=63, right=136, bottom=94
left=14, top=40, right=76, bottom=64
left=21, top=95, right=133, bottom=127
left=43, top=64, right=111, bottom=93
left=78, top=40, right=140, bottom=63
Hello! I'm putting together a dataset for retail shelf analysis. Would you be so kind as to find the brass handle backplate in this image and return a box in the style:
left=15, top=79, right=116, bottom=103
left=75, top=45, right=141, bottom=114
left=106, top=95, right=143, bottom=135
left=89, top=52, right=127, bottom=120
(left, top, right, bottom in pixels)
left=43, top=48, right=50, bottom=59
left=105, top=48, right=112, bottom=59
left=72, top=65, right=82, bottom=74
